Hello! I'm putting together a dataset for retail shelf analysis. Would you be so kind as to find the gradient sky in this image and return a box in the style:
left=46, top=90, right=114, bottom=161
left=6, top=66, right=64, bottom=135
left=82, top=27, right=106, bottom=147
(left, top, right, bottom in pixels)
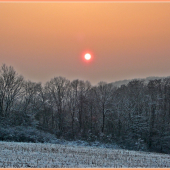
left=0, top=2, right=170, bottom=85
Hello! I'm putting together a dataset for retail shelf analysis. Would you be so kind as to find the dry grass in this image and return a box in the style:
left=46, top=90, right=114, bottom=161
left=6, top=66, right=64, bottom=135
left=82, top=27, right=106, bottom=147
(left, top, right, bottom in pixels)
left=0, top=141, right=170, bottom=168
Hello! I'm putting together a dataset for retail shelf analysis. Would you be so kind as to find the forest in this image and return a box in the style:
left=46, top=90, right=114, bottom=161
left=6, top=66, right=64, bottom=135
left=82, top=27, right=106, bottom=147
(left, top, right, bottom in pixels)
left=0, top=64, right=170, bottom=154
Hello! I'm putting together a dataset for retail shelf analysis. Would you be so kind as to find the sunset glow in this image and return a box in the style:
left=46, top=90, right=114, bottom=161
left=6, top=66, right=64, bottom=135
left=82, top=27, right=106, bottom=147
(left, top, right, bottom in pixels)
left=0, top=3, right=170, bottom=85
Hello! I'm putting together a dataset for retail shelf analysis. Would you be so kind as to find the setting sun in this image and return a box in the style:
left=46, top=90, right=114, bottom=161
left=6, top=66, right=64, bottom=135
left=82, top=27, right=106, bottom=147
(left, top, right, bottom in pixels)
left=84, top=53, right=91, bottom=60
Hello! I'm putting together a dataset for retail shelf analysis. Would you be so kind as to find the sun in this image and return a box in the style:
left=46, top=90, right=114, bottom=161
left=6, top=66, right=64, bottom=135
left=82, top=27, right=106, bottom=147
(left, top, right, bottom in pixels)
left=84, top=53, right=91, bottom=60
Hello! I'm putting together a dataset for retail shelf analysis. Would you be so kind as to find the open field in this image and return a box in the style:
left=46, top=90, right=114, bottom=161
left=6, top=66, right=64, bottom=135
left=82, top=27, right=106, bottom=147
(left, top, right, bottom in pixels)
left=0, top=141, right=170, bottom=168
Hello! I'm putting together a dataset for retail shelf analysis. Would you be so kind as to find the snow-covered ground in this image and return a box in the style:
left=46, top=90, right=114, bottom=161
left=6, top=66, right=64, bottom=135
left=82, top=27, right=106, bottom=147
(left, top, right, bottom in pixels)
left=0, top=141, right=170, bottom=168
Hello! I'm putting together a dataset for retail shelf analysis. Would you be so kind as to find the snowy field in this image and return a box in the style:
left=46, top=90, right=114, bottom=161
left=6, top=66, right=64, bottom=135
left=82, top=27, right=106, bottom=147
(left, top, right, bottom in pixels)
left=0, top=141, right=170, bottom=168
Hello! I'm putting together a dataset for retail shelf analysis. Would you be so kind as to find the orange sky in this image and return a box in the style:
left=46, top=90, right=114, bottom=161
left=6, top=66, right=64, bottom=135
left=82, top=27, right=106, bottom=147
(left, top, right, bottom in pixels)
left=0, top=3, right=170, bottom=85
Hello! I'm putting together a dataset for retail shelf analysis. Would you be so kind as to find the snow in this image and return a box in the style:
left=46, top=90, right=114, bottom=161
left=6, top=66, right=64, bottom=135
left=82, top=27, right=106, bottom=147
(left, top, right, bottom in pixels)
left=0, top=141, right=170, bottom=168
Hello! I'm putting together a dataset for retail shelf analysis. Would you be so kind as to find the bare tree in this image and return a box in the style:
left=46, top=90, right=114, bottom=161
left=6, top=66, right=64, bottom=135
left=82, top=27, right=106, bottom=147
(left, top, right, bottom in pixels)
left=0, top=64, right=23, bottom=118
left=77, top=80, right=91, bottom=133
left=94, top=82, right=113, bottom=133
left=45, top=77, right=70, bottom=136
left=36, top=84, right=52, bottom=130
left=20, top=80, right=41, bottom=126
left=67, top=79, right=79, bottom=138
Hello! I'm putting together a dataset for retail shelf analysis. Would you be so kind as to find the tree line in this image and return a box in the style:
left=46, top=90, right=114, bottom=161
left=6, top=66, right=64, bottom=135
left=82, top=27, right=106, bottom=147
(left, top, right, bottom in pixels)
left=0, top=64, right=170, bottom=154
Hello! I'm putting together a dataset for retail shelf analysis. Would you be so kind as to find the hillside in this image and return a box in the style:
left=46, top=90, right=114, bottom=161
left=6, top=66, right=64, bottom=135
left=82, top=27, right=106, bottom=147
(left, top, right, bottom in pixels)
left=110, top=76, right=167, bottom=87
left=0, top=141, right=170, bottom=168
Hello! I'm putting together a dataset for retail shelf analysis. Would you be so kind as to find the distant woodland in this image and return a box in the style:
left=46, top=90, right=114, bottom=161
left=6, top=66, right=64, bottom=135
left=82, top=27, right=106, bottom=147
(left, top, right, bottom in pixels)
left=0, top=64, right=170, bottom=154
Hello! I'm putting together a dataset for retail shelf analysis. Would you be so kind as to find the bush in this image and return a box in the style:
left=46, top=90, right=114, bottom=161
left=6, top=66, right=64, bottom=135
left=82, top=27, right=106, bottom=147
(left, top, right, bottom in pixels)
left=0, top=126, right=58, bottom=143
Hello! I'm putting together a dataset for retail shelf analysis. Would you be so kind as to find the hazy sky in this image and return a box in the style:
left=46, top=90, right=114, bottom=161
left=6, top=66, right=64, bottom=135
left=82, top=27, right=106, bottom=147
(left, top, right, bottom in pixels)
left=0, top=2, right=170, bottom=85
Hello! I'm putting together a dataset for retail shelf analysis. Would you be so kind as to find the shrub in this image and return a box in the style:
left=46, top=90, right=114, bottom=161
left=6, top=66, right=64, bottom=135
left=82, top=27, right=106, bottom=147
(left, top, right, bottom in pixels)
left=0, top=126, right=58, bottom=143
